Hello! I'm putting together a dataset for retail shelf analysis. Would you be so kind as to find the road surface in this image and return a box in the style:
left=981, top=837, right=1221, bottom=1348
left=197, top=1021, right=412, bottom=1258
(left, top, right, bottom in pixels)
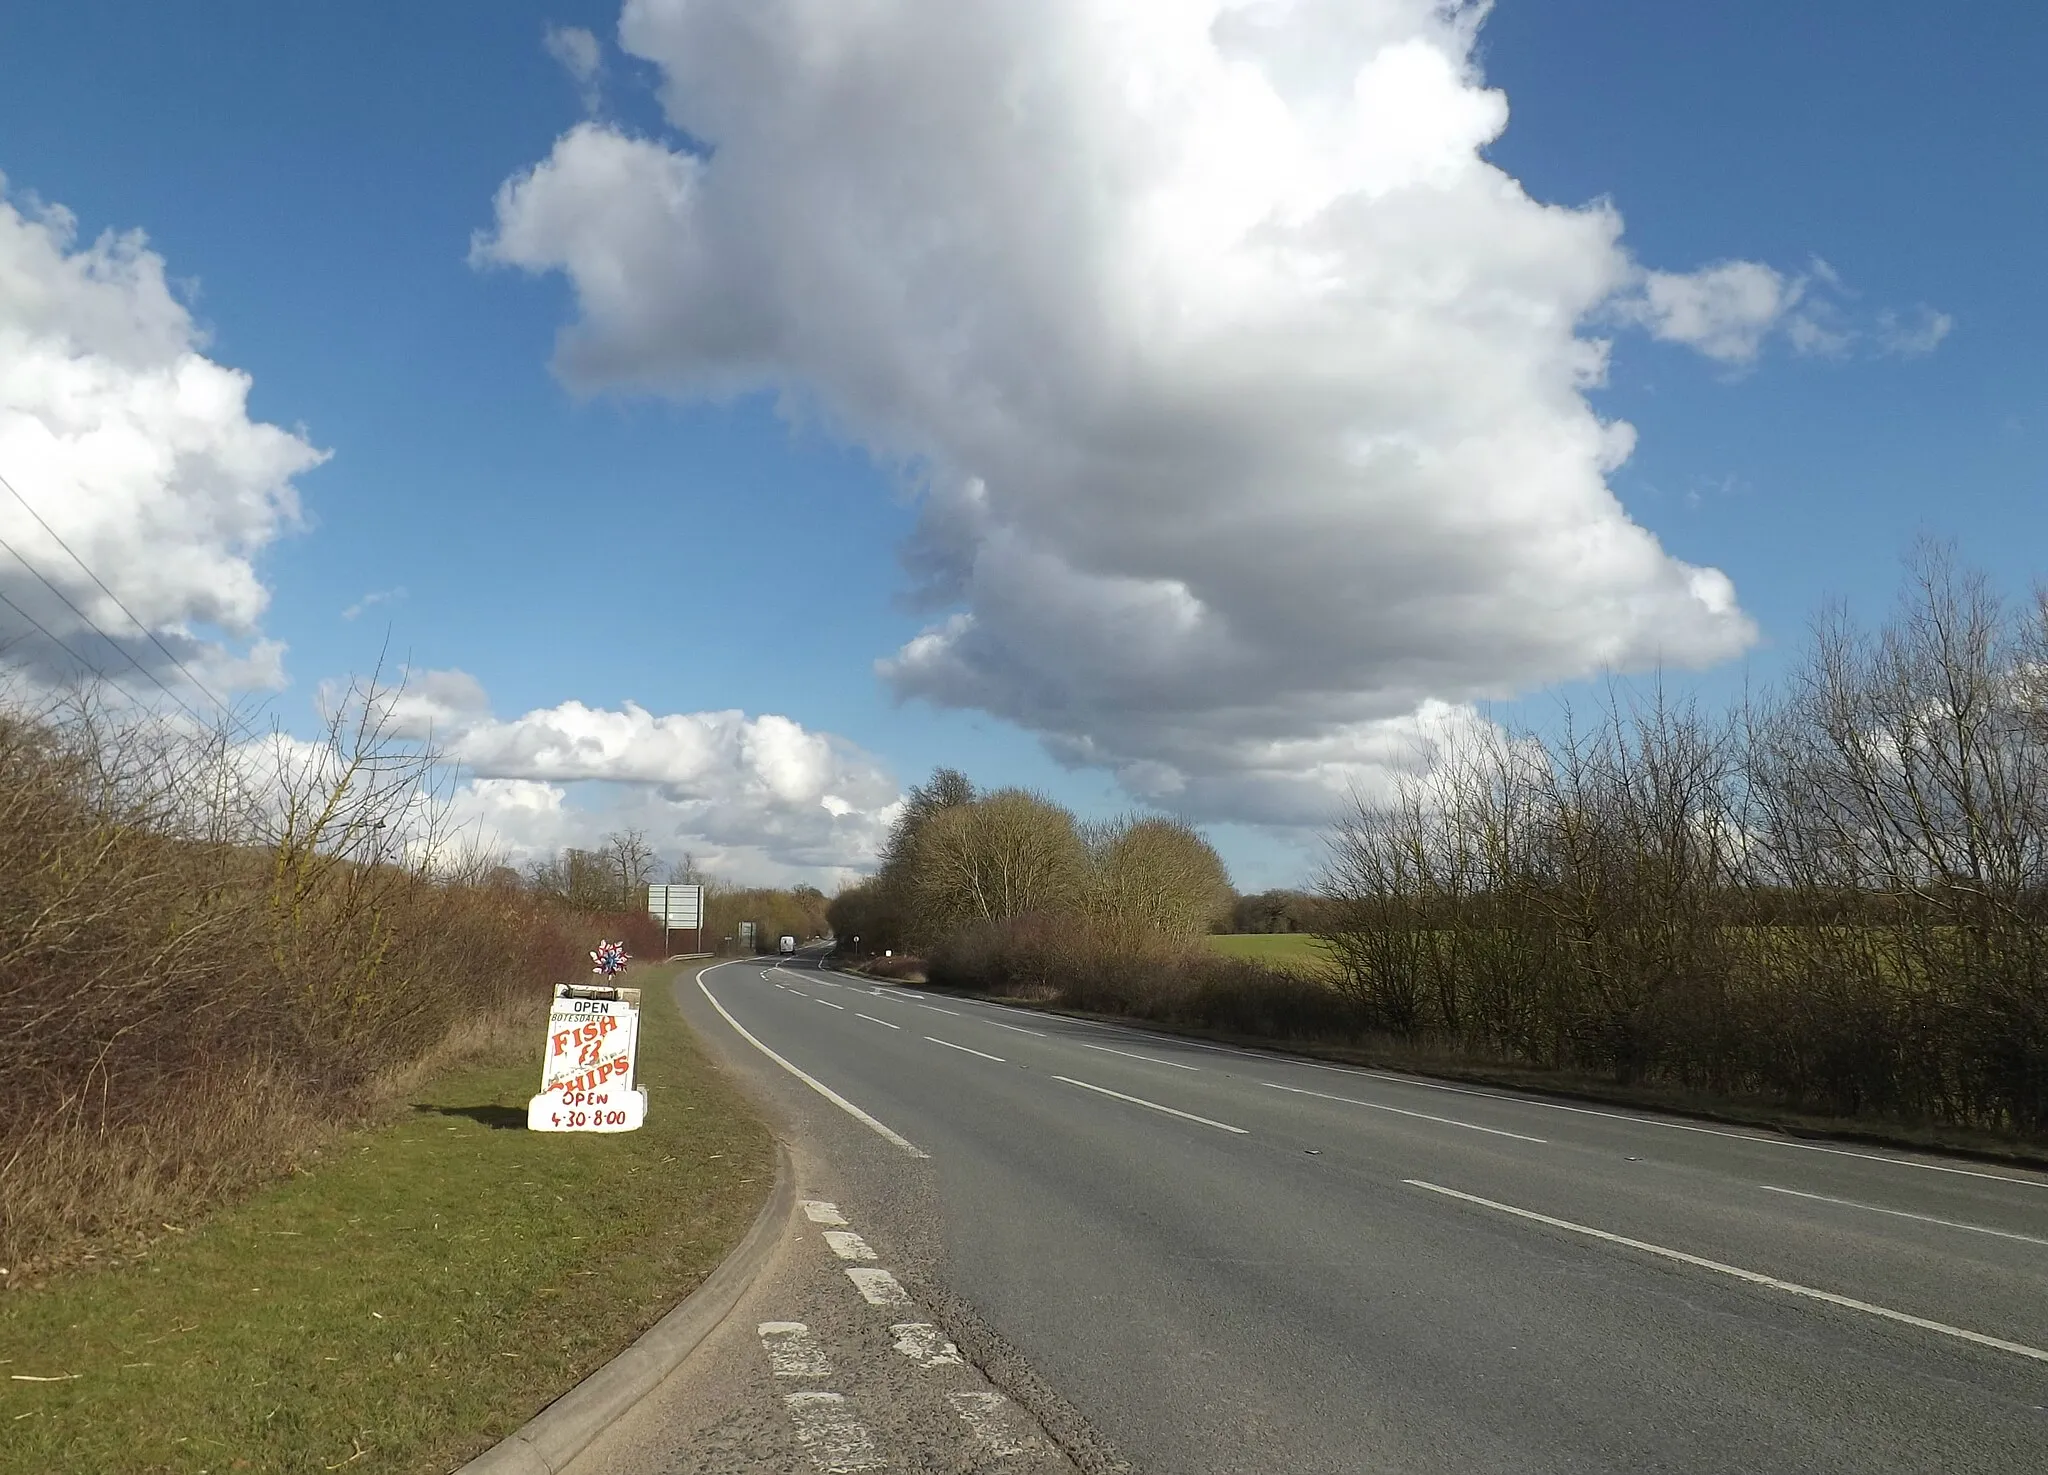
left=641, top=955, right=2048, bottom=1473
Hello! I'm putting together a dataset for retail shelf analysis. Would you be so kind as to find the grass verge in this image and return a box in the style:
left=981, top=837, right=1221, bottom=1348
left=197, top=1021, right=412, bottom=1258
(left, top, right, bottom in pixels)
left=0, top=961, right=772, bottom=1475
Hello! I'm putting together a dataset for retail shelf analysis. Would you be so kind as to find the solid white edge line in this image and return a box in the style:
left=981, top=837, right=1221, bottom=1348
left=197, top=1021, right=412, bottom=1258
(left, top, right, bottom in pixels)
left=697, top=967, right=928, bottom=1157
left=1759, top=1184, right=2048, bottom=1246
left=1077, top=1041, right=1200, bottom=1071
left=1264, top=1080, right=1547, bottom=1143
left=924, top=1035, right=1006, bottom=1063
left=1052, top=1075, right=1249, bottom=1134
left=855, top=1012, right=902, bottom=1030
left=1407, top=1179, right=2048, bottom=1364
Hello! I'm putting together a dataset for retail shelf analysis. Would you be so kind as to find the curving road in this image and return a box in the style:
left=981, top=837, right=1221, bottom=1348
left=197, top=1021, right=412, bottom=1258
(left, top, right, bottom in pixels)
left=680, top=955, right=2048, bottom=1474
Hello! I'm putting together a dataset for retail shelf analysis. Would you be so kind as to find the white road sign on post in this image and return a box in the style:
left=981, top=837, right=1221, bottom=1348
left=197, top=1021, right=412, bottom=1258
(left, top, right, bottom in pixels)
left=647, top=883, right=704, bottom=954
left=646, top=884, right=703, bottom=928
left=526, top=984, right=648, bottom=1132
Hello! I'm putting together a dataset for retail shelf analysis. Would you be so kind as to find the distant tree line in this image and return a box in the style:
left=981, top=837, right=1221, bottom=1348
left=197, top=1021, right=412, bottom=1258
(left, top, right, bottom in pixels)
left=1230, top=889, right=1323, bottom=934
left=520, top=833, right=833, bottom=954
left=826, top=771, right=1234, bottom=956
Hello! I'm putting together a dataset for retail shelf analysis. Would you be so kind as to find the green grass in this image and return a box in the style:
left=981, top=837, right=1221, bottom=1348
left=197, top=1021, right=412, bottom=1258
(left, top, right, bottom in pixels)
left=0, top=963, right=772, bottom=1475
left=1205, top=932, right=1335, bottom=974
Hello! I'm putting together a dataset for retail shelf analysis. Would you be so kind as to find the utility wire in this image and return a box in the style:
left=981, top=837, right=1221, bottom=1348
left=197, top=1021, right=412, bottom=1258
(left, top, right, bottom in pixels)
left=0, top=582, right=154, bottom=712
left=0, top=526, right=213, bottom=727
left=0, top=466, right=240, bottom=726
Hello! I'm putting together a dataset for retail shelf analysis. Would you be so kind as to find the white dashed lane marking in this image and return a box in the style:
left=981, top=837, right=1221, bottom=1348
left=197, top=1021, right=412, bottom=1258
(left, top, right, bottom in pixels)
left=855, top=1013, right=901, bottom=1030
left=1077, top=1040, right=1199, bottom=1071
left=1408, top=1179, right=2048, bottom=1365
left=784, top=1391, right=885, bottom=1472
left=1264, top=1080, right=1547, bottom=1143
left=814, top=997, right=847, bottom=1011
left=890, top=1322, right=965, bottom=1368
left=761, top=1195, right=1061, bottom=1468
left=925, top=1036, right=1005, bottom=1063
left=1052, top=1074, right=1248, bottom=1134
left=987, top=1020, right=1045, bottom=1037
left=758, top=1321, right=834, bottom=1379
left=1758, top=1184, right=2048, bottom=1246
left=824, top=1230, right=877, bottom=1261
left=846, top=1267, right=914, bottom=1308
left=947, top=1390, right=1039, bottom=1457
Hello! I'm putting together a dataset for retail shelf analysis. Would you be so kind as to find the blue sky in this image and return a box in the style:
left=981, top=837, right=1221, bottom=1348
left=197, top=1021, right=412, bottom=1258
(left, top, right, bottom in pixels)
left=0, top=2, right=2039, bottom=889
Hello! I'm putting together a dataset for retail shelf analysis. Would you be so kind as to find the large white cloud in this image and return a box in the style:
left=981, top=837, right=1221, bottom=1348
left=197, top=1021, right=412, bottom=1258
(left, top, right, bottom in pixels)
left=474, top=1, right=1929, bottom=823
left=384, top=669, right=901, bottom=882
left=0, top=186, right=322, bottom=706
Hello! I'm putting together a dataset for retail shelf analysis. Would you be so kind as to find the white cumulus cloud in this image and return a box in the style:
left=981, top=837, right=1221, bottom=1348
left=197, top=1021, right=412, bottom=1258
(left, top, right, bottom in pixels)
left=1620, top=260, right=1799, bottom=365
left=0, top=184, right=323, bottom=705
left=476, top=0, right=1794, bottom=826
left=341, top=586, right=406, bottom=621
left=383, top=669, right=900, bottom=882
left=544, top=25, right=605, bottom=113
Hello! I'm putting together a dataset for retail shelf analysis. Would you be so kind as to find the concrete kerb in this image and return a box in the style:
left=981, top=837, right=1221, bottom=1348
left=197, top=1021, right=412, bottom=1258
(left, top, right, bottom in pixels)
left=453, top=1026, right=795, bottom=1473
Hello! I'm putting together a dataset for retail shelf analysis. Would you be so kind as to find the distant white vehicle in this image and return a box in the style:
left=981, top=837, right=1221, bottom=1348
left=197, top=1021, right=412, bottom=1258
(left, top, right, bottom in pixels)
left=778, top=935, right=796, bottom=954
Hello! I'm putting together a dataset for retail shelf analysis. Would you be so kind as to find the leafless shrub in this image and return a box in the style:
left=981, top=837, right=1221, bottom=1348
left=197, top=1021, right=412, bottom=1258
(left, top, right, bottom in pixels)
left=0, top=677, right=641, bottom=1278
left=1313, top=546, right=2048, bottom=1137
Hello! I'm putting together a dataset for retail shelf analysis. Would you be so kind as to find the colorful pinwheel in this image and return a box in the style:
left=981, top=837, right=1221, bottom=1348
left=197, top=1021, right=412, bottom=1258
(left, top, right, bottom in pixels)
left=590, top=939, right=631, bottom=978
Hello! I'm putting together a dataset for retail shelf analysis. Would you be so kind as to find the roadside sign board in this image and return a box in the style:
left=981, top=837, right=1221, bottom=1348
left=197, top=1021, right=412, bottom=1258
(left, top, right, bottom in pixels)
left=526, top=984, right=648, bottom=1132
left=646, top=883, right=703, bottom=929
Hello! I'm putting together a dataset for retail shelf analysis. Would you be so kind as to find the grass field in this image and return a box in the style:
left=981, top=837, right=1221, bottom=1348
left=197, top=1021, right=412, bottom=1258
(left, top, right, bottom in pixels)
left=1205, top=932, right=1335, bottom=973
left=0, top=961, right=771, bottom=1475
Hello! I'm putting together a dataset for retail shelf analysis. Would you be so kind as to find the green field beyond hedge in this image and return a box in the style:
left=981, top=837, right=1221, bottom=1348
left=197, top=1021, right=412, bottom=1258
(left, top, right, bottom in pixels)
left=0, top=963, right=770, bottom=1475
left=1205, top=932, right=1335, bottom=972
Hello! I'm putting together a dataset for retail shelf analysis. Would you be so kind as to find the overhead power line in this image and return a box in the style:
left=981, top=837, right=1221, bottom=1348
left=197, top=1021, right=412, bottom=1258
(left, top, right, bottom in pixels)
left=0, top=525, right=212, bottom=727
left=0, top=581, right=154, bottom=712
left=0, top=465, right=245, bottom=731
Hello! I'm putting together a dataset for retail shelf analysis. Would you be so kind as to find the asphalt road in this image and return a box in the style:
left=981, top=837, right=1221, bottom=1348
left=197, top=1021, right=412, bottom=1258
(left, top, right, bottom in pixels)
left=680, top=955, right=2048, bottom=1474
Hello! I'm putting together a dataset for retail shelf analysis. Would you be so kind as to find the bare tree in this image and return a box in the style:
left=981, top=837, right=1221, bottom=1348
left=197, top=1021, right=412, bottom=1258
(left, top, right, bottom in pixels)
left=910, top=789, right=1087, bottom=941
left=1087, top=815, right=1233, bottom=941
left=601, top=828, right=660, bottom=912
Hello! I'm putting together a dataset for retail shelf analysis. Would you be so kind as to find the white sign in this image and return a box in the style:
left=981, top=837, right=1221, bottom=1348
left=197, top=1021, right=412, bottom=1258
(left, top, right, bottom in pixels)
left=526, top=985, right=648, bottom=1132
left=646, top=883, right=703, bottom=929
